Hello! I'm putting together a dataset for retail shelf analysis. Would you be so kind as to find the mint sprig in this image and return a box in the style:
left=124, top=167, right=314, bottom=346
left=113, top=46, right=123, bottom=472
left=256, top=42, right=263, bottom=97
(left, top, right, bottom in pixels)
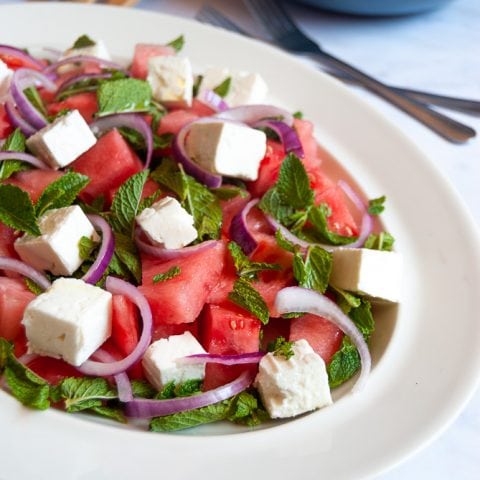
left=364, top=231, right=395, bottom=251
left=228, top=278, right=270, bottom=325
left=153, top=266, right=181, bottom=284
left=166, top=35, right=185, bottom=53
left=267, top=336, right=295, bottom=360
left=0, top=129, right=29, bottom=180
left=213, top=77, right=231, bottom=98
left=228, top=241, right=280, bottom=281
left=71, top=34, right=96, bottom=49
left=368, top=196, right=386, bottom=215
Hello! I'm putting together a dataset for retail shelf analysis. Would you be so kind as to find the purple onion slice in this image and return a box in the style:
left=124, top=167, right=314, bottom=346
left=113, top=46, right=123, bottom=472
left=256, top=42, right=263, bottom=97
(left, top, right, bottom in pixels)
left=0, top=151, right=49, bottom=170
left=229, top=199, right=259, bottom=255
left=198, top=89, right=229, bottom=112
left=178, top=352, right=265, bottom=366
left=43, top=55, right=127, bottom=76
left=254, top=119, right=304, bottom=158
left=0, top=257, right=51, bottom=291
left=4, top=98, right=36, bottom=136
left=215, top=104, right=294, bottom=127
left=0, top=45, right=45, bottom=70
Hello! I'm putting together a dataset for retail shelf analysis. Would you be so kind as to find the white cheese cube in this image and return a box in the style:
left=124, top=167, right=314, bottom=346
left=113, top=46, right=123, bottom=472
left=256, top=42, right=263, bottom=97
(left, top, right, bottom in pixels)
left=330, top=248, right=402, bottom=303
left=26, top=109, right=96, bottom=169
left=14, top=205, right=98, bottom=276
left=135, top=196, right=197, bottom=249
left=0, top=59, right=13, bottom=98
left=142, top=332, right=206, bottom=390
left=59, top=38, right=111, bottom=73
left=198, top=67, right=268, bottom=107
left=147, top=56, right=193, bottom=108
left=185, top=121, right=267, bottom=181
left=22, top=278, right=112, bottom=366
left=254, top=339, right=332, bottom=419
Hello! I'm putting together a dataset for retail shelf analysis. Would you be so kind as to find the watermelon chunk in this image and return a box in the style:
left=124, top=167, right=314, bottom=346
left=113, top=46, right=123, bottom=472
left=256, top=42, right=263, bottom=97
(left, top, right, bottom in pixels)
left=202, top=303, right=261, bottom=390
left=0, top=223, right=18, bottom=261
left=152, top=321, right=199, bottom=342
left=71, top=129, right=143, bottom=203
left=0, top=104, right=13, bottom=138
left=26, top=357, right=80, bottom=386
left=6, top=170, right=63, bottom=202
left=289, top=313, right=343, bottom=364
left=157, top=109, right=199, bottom=136
left=47, top=92, right=98, bottom=124
left=130, top=43, right=175, bottom=79
left=139, top=241, right=226, bottom=325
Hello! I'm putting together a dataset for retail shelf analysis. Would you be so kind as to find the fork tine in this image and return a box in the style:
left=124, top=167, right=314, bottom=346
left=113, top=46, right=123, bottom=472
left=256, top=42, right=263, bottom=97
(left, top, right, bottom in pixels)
left=196, top=5, right=249, bottom=36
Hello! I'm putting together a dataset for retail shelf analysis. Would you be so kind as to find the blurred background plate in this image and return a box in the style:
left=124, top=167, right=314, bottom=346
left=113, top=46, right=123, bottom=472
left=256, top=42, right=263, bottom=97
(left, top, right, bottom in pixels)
left=288, top=0, right=456, bottom=16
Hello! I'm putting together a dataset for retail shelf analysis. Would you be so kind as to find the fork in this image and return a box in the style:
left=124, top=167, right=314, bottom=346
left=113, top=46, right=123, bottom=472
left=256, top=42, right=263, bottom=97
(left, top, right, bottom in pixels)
left=196, top=5, right=480, bottom=116
left=242, top=0, right=475, bottom=143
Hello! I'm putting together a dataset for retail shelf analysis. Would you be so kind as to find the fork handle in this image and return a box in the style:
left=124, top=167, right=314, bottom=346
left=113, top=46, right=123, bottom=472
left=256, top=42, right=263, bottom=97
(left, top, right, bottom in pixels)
left=312, top=50, right=476, bottom=143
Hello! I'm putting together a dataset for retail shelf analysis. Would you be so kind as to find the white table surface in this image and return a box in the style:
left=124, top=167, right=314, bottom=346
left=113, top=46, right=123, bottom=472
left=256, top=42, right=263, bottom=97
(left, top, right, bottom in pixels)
left=9, top=0, right=480, bottom=478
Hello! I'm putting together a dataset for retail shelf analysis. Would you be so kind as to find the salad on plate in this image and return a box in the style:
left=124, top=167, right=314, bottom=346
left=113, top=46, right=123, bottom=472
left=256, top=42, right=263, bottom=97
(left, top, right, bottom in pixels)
left=0, top=34, right=401, bottom=432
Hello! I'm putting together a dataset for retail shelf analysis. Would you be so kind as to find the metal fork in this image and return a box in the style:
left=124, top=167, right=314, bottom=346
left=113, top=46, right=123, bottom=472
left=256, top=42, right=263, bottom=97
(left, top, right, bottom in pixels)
left=196, top=5, right=480, bottom=116
left=241, top=0, right=475, bottom=143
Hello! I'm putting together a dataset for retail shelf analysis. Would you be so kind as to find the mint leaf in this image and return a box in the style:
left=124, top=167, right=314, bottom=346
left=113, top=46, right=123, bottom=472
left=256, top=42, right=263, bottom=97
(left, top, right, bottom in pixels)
left=364, top=231, right=395, bottom=251
left=110, top=170, right=149, bottom=236
left=228, top=241, right=280, bottom=281
left=90, top=405, right=127, bottom=423
left=131, top=379, right=157, bottom=399
left=213, top=77, right=231, bottom=98
left=166, top=35, right=185, bottom=52
left=174, top=379, right=202, bottom=397
left=24, top=86, right=47, bottom=117
left=34, top=171, right=90, bottom=217
left=2, top=128, right=26, bottom=152
left=349, top=298, right=374, bottom=339
left=153, top=266, right=181, bottom=283
left=0, top=184, right=40, bottom=236
left=267, top=336, right=295, bottom=360
left=259, top=188, right=295, bottom=226
left=156, top=381, right=176, bottom=400
left=293, top=246, right=332, bottom=294
left=151, top=158, right=187, bottom=199
left=78, top=235, right=98, bottom=261
left=24, top=277, right=44, bottom=295
left=228, top=391, right=269, bottom=426
left=0, top=129, right=28, bottom=180
left=193, top=75, right=203, bottom=98
left=368, top=195, right=386, bottom=215
left=97, top=78, right=152, bottom=116
left=137, top=189, right=163, bottom=215
left=274, top=229, right=297, bottom=253
left=71, top=34, right=96, bottom=49
left=111, top=232, right=142, bottom=284
left=276, top=153, right=313, bottom=210
left=0, top=338, right=13, bottom=373
left=228, top=278, right=270, bottom=325
left=307, top=204, right=357, bottom=246
left=211, top=186, right=248, bottom=201
left=293, top=111, right=303, bottom=119
left=331, top=286, right=362, bottom=311
left=57, top=377, right=117, bottom=412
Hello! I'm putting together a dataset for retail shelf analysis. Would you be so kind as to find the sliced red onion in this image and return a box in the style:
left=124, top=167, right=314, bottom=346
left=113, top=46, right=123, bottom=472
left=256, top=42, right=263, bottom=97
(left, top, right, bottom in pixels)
left=124, top=370, right=255, bottom=418
left=93, top=349, right=133, bottom=402
left=178, top=352, right=265, bottom=366
left=135, top=229, right=219, bottom=260
left=266, top=214, right=312, bottom=251
left=17, top=353, right=40, bottom=365
left=338, top=180, right=373, bottom=248
left=56, top=72, right=115, bottom=97
left=229, top=199, right=259, bottom=255
left=0, top=257, right=51, bottom=291
left=216, top=105, right=294, bottom=127
left=81, top=215, right=115, bottom=285
left=254, top=119, right=304, bottom=158
left=90, top=114, right=153, bottom=168
left=198, top=89, right=229, bottom=112
left=4, top=98, right=36, bottom=136
left=0, top=151, right=49, bottom=170
left=43, top=55, right=127, bottom=76
left=0, top=45, right=45, bottom=70
left=10, top=68, right=56, bottom=130
left=77, top=276, right=152, bottom=377
left=275, top=287, right=371, bottom=392
left=173, top=118, right=223, bottom=188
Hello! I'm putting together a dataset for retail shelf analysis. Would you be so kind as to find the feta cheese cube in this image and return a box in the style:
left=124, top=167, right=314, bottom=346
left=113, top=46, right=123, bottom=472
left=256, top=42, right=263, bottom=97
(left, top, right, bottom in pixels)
left=26, top=109, right=96, bottom=169
left=59, top=38, right=111, bottom=73
left=0, top=59, right=13, bottom=98
left=135, top=196, right=197, bottom=249
left=198, top=67, right=268, bottom=107
left=330, top=248, right=402, bottom=303
left=185, top=121, right=267, bottom=181
left=255, top=339, right=332, bottom=419
left=142, top=332, right=206, bottom=390
left=147, top=56, right=193, bottom=108
left=22, top=278, right=112, bottom=366
left=14, top=205, right=98, bottom=276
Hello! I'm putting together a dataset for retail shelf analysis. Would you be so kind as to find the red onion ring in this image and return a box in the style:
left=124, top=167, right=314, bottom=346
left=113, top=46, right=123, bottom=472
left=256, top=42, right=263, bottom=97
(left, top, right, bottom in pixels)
left=77, top=276, right=152, bottom=377
left=0, top=151, right=49, bottom=170
left=135, top=229, right=219, bottom=260
left=90, top=113, right=153, bottom=168
left=124, top=370, right=255, bottom=418
left=0, top=257, right=51, bottom=291
left=10, top=68, right=56, bottom=130
left=274, top=287, right=371, bottom=392
left=173, top=118, right=223, bottom=188
left=43, top=55, right=127, bottom=76
left=337, top=180, right=373, bottom=248
left=4, top=98, right=36, bottom=136
left=178, top=352, right=265, bottom=366
left=56, top=72, right=115, bottom=97
left=198, top=89, right=229, bottom=112
left=0, top=45, right=45, bottom=70
left=81, top=214, right=115, bottom=285
left=93, top=349, right=133, bottom=402
left=229, top=199, right=259, bottom=255
left=254, top=119, right=304, bottom=158
left=215, top=105, right=294, bottom=127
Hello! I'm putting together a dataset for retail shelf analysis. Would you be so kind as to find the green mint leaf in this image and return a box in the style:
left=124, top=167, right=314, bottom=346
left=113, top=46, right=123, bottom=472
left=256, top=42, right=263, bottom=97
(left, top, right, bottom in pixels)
left=131, top=379, right=157, bottom=399
left=24, top=86, right=47, bottom=117
left=0, top=338, right=13, bottom=373
left=259, top=188, right=295, bottom=225
left=228, top=241, right=280, bottom=281
left=174, top=379, right=203, bottom=397
left=211, top=186, right=248, bottom=201
left=150, top=400, right=231, bottom=432
left=228, top=278, right=270, bottom=325
left=2, top=128, right=26, bottom=152
left=327, top=337, right=360, bottom=388
left=307, top=204, right=357, bottom=246
left=193, top=75, right=203, bottom=98
left=111, top=232, right=142, bottom=284
left=227, top=391, right=269, bottom=426
left=294, top=246, right=332, bottom=294
left=350, top=298, right=374, bottom=340
left=34, top=171, right=90, bottom=217
left=331, top=286, right=362, bottom=312
left=166, top=34, right=185, bottom=52
left=72, top=34, right=96, bottom=49
left=364, top=231, right=395, bottom=251
left=78, top=235, right=98, bottom=261
left=0, top=129, right=28, bottom=180
left=293, top=111, right=303, bottom=119
left=0, top=184, right=40, bottom=236
left=90, top=405, right=127, bottom=423
left=155, top=381, right=176, bottom=400
left=137, top=189, right=163, bottom=215
left=368, top=195, right=386, bottom=215
left=24, top=278, right=44, bottom=295
left=267, top=336, right=295, bottom=360
left=274, top=229, right=297, bottom=253
left=213, top=77, right=232, bottom=98
left=151, top=158, right=187, bottom=200
left=276, top=153, right=313, bottom=210
left=97, top=78, right=152, bottom=116
left=153, top=266, right=181, bottom=284
left=110, top=170, right=149, bottom=236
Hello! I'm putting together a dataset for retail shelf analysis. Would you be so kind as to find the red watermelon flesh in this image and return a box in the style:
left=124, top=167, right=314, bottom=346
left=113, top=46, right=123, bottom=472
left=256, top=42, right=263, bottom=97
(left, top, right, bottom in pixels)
left=0, top=104, right=13, bottom=138
left=130, top=44, right=175, bottom=79
left=157, top=109, right=199, bottom=136
left=6, top=170, right=63, bottom=202
left=47, top=92, right=98, bottom=124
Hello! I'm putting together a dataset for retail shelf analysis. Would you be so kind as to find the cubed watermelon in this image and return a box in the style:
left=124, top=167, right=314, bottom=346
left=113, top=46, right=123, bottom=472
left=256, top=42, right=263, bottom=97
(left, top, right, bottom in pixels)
left=139, top=241, right=226, bottom=325
left=47, top=92, right=98, bottom=124
left=71, top=129, right=143, bottom=203
left=130, top=43, right=175, bottom=79
left=0, top=104, right=13, bottom=138
left=157, top=109, right=199, bottom=136
left=152, top=321, right=199, bottom=342
left=0, top=223, right=18, bottom=261
left=26, top=356, right=80, bottom=386
left=6, top=170, right=63, bottom=202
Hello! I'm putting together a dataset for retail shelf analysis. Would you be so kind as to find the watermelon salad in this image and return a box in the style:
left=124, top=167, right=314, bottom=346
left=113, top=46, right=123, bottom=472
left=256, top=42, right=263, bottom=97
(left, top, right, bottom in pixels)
left=0, top=35, right=401, bottom=431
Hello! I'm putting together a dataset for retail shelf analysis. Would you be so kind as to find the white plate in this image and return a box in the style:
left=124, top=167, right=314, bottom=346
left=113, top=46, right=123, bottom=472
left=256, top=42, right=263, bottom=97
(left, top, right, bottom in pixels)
left=1, top=3, right=480, bottom=479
